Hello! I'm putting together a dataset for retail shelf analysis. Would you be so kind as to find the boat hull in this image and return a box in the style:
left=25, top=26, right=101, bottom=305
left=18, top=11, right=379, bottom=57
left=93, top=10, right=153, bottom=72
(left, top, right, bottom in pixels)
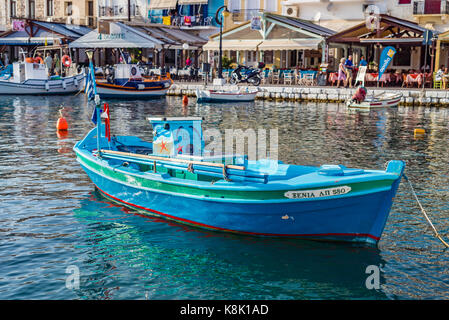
left=75, top=149, right=404, bottom=245
left=196, top=89, right=257, bottom=103
left=348, top=94, right=402, bottom=109
left=96, top=80, right=171, bottom=98
left=0, top=74, right=85, bottom=95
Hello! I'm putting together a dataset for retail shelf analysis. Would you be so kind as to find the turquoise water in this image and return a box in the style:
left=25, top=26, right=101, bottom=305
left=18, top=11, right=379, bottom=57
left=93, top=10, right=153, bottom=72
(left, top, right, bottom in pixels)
left=0, top=95, right=448, bottom=299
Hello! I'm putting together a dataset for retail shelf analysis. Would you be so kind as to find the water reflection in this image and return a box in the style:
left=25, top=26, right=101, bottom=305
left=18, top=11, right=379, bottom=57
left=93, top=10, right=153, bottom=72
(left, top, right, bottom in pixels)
left=0, top=95, right=448, bottom=299
left=72, top=191, right=388, bottom=300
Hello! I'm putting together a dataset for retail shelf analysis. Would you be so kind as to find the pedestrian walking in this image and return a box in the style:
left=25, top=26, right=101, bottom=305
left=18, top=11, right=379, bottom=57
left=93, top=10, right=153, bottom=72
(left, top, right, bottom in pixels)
left=345, top=55, right=354, bottom=88
left=336, top=58, right=347, bottom=88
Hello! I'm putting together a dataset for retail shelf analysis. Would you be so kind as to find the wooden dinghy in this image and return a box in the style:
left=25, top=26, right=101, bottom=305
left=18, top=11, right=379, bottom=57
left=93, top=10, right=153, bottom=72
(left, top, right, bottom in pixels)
left=196, top=88, right=258, bottom=103
left=347, top=91, right=403, bottom=109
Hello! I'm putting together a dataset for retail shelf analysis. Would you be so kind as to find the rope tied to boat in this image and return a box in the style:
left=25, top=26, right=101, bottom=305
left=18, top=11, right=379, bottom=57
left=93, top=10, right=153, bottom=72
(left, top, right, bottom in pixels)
left=403, top=174, right=449, bottom=248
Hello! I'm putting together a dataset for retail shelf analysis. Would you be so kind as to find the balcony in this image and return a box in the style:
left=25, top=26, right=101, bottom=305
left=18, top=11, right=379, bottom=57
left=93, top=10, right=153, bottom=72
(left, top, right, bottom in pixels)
left=98, top=5, right=142, bottom=20
left=413, top=0, right=449, bottom=15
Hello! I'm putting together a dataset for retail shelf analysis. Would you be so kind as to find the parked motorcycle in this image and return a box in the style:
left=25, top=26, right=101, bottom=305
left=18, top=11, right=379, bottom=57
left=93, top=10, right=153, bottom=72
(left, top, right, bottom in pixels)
left=229, top=62, right=264, bottom=86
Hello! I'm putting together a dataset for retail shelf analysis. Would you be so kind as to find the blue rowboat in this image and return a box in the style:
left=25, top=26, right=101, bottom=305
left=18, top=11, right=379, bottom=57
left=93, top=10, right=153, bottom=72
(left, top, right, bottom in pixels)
left=74, top=115, right=405, bottom=245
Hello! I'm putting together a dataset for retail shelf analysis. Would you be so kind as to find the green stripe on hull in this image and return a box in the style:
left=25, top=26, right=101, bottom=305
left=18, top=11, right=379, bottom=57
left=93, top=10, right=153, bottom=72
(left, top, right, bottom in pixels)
left=76, top=152, right=394, bottom=201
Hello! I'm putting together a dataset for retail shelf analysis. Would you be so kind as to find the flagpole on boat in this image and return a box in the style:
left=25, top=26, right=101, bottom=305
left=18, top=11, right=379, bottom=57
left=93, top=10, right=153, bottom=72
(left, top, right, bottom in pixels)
left=86, top=49, right=102, bottom=157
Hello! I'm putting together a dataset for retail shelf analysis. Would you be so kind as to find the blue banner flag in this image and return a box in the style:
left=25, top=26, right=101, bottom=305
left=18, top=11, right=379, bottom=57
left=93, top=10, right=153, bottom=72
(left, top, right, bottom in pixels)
left=378, top=46, right=396, bottom=81
left=91, top=105, right=101, bottom=125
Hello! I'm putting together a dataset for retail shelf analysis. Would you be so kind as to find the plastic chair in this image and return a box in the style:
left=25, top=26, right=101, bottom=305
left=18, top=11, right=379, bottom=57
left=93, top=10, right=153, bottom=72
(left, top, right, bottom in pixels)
left=434, top=72, right=443, bottom=89
left=283, top=71, right=293, bottom=85
left=272, top=70, right=280, bottom=84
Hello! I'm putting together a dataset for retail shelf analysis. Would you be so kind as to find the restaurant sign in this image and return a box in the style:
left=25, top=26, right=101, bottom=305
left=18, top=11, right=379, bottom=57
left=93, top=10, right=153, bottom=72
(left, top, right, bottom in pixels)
left=97, top=33, right=125, bottom=40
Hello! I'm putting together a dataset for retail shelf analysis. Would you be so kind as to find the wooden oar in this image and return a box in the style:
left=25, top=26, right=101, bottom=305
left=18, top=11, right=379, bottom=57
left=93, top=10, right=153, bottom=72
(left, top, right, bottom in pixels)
left=101, top=149, right=246, bottom=171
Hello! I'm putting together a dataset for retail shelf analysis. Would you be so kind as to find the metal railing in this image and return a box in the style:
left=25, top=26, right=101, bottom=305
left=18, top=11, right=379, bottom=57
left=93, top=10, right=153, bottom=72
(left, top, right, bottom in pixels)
left=98, top=5, right=141, bottom=18
left=413, top=0, right=449, bottom=15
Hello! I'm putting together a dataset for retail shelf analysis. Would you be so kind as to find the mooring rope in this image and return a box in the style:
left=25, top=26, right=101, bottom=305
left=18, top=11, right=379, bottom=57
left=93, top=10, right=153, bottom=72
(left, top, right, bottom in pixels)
left=403, top=174, right=449, bottom=248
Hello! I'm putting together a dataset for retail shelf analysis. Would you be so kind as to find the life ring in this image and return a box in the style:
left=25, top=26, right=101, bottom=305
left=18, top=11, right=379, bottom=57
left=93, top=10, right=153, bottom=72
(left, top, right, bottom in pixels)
left=62, top=55, right=72, bottom=68
left=33, top=56, right=43, bottom=64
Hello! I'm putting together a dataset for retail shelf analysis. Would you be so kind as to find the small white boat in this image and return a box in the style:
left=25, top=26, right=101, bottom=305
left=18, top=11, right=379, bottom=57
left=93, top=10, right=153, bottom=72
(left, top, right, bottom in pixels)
left=0, top=61, right=84, bottom=95
left=347, top=92, right=403, bottom=109
left=196, top=87, right=258, bottom=103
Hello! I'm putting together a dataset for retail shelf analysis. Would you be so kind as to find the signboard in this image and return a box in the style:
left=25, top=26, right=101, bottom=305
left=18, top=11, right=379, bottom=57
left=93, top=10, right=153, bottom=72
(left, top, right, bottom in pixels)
left=284, top=186, right=352, bottom=199
left=98, top=21, right=110, bottom=34
left=251, top=16, right=261, bottom=31
left=355, top=66, right=367, bottom=86
left=423, top=29, right=433, bottom=45
left=378, top=46, right=396, bottom=81
left=12, top=20, right=25, bottom=31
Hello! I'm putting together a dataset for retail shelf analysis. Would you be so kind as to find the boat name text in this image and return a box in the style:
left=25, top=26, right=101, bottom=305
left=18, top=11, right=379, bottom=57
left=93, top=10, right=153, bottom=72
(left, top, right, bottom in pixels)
left=284, top=186, right=352, bottom=199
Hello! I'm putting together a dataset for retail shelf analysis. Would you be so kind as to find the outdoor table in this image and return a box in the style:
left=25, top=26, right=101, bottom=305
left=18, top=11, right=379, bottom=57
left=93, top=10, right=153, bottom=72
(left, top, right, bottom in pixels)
left=149, top=68, right=161, bottom=75
left=406, top=73, right=423, bottom=87
left=364, top=73, right=391, bottom=87
left=177, top=69, right=190, bottom=76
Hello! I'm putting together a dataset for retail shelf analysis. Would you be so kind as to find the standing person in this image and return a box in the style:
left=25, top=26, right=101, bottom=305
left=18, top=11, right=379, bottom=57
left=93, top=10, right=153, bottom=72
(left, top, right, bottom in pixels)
left=336, top=58, right=347, bottom=88
left=3, top=52, right=9, bottom=66
left=359, top=55, right=368, bottom=67
left=44, top=52, right=53, bottom=76
left=53, top=53, right=61, bottom=76
left=186, top=56, right=192, bottom=67
left=344, top=55, right=354, bottom=88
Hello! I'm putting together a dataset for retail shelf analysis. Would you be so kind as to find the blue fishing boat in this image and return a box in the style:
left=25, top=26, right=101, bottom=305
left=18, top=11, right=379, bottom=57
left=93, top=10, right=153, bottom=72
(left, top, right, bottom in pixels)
left=74, top=111, right=405, bottom=245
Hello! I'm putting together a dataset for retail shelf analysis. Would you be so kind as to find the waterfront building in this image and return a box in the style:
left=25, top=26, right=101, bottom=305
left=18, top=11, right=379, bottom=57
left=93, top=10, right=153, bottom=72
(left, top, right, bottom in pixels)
left=0, top=0, right=98, bottom=30
left=204, top=11, right=334, bottom=70
left=279, top=1, right=449, bottom=73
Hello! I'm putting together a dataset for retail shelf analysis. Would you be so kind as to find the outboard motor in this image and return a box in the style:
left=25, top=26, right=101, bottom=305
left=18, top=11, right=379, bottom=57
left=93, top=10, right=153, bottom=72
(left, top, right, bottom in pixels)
left=351, top=86, right=367, bottom=104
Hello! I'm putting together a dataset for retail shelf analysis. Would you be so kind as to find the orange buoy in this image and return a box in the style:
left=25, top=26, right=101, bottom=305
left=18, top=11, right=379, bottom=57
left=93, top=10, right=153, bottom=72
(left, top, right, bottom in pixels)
left=56, top=117, right=68, bottom=131
left=56, top=109, right=68, bottom=131
left=414, top=128, right=425, bottom=135
left=182, top=95, right=188, bottom=105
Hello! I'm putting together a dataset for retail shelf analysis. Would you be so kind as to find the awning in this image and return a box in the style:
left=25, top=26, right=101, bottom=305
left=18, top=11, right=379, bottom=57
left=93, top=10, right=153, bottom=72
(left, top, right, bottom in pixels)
left=0, top=37, right=58, bottom=46
left=161, top=27, right=207, bottom=44
left=178, top=0, right=208, bottom=4
left=203, top=40, right=262, bottom=51
left=359, top=38, right=423, bottom=44
left=0, top=29, right=62, bottom=46
left=258, top=39, right=322, bottom=51
left=148, top=0, right=178, bottom=9
left=69, top=22, right=163, bottom=49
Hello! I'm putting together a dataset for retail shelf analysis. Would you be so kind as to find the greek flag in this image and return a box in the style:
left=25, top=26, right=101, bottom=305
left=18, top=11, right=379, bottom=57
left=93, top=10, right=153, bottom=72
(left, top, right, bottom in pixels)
left=85, top=64, right=95, bottom=101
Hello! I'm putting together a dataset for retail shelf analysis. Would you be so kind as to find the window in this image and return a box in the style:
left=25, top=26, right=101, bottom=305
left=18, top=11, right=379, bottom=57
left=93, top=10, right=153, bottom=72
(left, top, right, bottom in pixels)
left=10, top=0, right=17, bottom=17
left=265, top=0, right=278, bottom=12
left=264, top=51, right=274, bottom=65
left=229, top=0, right=241, bottom=12
left=28, top=0, right=35, bottom=18
left=65, top=1, right=73, bottom=16
left=47, top=0, right=54, bottom=16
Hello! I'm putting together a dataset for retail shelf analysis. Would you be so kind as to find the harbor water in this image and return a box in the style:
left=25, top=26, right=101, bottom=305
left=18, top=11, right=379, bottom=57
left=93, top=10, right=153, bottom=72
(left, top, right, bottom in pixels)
left=0, top=95, right=448, bottom=299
